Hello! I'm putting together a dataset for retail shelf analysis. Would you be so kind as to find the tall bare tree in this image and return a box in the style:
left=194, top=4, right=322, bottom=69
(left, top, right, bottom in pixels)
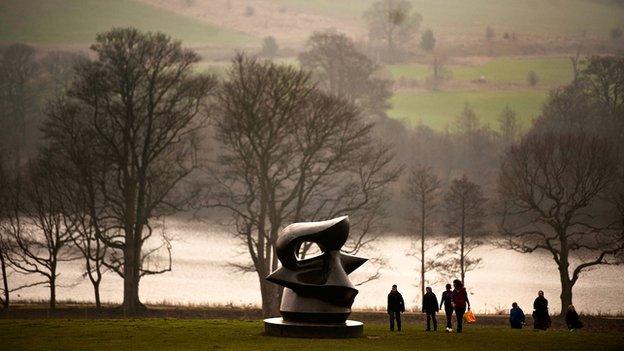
left=405, top=165, right=440, bottom=300
left=202, top=54, right=401, bottom=317
left=499, top=132, right=624, bottom=315
left=441, top=175, right=487, bottom=284
left=363, top=0, right=422, bottom=60
left=42, top=28, right=217, bottom=314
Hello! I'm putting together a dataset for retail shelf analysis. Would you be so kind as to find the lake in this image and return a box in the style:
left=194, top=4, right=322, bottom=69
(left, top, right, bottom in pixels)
left=10, top=218, right=624, bottom=315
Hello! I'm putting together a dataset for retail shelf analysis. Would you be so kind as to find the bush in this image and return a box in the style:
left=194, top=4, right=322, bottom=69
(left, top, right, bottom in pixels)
left=611, top=27, right=623, bottom=40
left=527, top=71, right=539, bottom=86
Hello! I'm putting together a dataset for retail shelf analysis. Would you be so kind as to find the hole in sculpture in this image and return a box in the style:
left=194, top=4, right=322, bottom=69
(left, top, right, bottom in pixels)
left=296, top=241, right=322, bottom=260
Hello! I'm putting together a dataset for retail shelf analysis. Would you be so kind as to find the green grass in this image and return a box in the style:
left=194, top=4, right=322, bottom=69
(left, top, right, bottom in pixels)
left=389, top=90, right=548, bottom=130
left=0, top=319, right=621, bottom=351
left=389, top=57, right=574, bottom=85
left=271, top=0, right=624, bottom=38
left=0, top=0, right=253, bottom=44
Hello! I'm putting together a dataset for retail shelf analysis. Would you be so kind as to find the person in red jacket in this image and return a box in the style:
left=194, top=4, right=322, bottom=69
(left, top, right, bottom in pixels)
left=451, top=279, right=470, bottom=333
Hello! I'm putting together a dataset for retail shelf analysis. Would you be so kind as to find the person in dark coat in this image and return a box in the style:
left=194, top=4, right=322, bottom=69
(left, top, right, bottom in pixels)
left=532, top=290, right=551, bottom=330
left=509, top=302, right=526, bottom=329
left=452, top=279, right=470, bottom=333
left=565, top=304, right=583, bottom=331
left=422, top=287, right=439, bottom=331
left=440, top=283, right=454, bottom=332
left=387, top=284, right=405, bottom=331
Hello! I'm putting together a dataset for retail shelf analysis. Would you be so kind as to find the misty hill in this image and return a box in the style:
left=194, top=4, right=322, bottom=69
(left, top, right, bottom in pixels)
left=0, top=0, right=253, bottom=45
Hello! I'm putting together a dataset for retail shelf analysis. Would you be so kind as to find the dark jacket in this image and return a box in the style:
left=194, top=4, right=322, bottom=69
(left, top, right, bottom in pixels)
left=533, top=296, right=548, bottom=313
left=532, top=296, right=551, bottom=330
left=452, top=288, right=470, bottom=309
left=509, top=307, right=525, bottom=326
left=422, top=291, right=439, bottom=313
left=387, top=291, right=405, bottom=312
left=440, top=290, right=453, bottom=310
left=565, top=309, right=583, bottom=330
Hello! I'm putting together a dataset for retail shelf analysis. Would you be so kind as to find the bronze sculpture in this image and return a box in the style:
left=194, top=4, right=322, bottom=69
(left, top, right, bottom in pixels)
left=264, top=216, right=367, bottom=338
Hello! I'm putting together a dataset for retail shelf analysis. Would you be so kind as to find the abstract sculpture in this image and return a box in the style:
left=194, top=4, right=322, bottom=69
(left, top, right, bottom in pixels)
left=263, top=216, right=367, bottom=338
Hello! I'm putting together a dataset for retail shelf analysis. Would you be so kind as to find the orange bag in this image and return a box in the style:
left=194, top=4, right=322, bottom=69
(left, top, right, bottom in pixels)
left=464, top=309, right=477, bottom=324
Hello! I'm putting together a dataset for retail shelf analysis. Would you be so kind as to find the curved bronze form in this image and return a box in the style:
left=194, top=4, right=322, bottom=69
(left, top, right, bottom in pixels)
left=266, top=216, right=367, bottom=323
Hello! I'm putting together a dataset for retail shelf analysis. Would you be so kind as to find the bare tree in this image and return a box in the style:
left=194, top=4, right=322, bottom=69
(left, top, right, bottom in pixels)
left=1, top=155, right=77, bottom=309
left=42, top=28, right=217, bottom=314
left=427, top=54, right=451, bottom=91
left=581, top=56, right=624, bottom=120
left=499, top=132, right=624, bottom=315
left=299, top=30, right=392, bottom=117
left=363, top=0, right=422, bottom=60
left=498, top=105, right=520, bottom=145
left=202, top=54, right=401, bottom=317
left=405, top=165, right=440, bottom=300
left=441, top=175, right=487, bottom=284
left=0, top=43, right=39, bottom=170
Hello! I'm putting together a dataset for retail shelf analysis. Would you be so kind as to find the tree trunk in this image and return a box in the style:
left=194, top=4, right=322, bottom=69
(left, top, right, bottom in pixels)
left=460, top=202, right=466, bottom=284
left=558, top=262, right=574, bottom=315
left=94, top=280, right=101, bottom=310
left=49, top=275, right=56, bottom=310
left=420, top=203, right=425, bottom=301
left=122, top=242, right=144, bottom=315
left=560, top=281, right=573, bottom=316
left=1, top=252, right=8, bottom=309
left=260, top=278, right=281, bottom=318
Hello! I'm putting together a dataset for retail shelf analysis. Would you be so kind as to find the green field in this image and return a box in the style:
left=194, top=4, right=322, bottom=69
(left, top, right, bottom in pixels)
left=0, top=319, right=621, bottom=351
left=389, top=57, right=574, bottom=85
left=389, top=90, right=548, bottom=130
left=0, top=0, right=253, bottom=44
left=272, top=0, right=624, bottom=38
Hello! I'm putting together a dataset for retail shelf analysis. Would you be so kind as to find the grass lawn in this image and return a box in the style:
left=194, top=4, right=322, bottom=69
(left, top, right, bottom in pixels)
left=389, top=90, right=548, bottom=130
left=389, top=57, right=574, bottom=85
left=271, top=0, right=624, bottom=38
left=0, top=0, right=253, bottom=44
left=0, top=319, right=621, bottom=351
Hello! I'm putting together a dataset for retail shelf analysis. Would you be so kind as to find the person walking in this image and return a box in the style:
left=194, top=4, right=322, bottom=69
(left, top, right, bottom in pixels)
left=532, top=290, right=551, bottom=330
left=565, top=304, right=583, bottom=331
left=451, top=279, right=470, bottom=333
left=440, top=283, right=454, bottom=332
left=387, top=284, right=405, bottom=331
left=422, top=287, right=439, bottom=331
left=509, top=302, right=526, bottom=329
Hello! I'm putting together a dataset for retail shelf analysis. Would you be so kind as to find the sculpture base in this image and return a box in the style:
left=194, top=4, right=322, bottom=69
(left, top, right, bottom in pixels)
left=264, top=317, right=363, bottom=338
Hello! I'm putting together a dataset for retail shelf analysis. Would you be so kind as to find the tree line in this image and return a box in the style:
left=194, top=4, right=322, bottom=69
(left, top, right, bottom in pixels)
left=0, top=27, right=622, bottom=318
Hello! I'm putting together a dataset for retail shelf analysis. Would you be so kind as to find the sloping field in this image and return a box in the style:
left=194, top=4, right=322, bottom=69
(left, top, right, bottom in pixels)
left=0, top=0, right=253, bottom=44
left=271, top=0, right=624, bottom=39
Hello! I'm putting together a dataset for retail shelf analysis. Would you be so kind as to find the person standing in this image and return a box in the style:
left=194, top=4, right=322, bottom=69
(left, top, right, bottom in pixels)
left=509, top=302, right=526, bottom=329
left=452, top=279, right=470, bottom=333
left=422, top=287, right=439, bottom=331
left=387, top=284, right=405, bottom=331
left=565, top=304, right=583, bottom=331
left=532, top=290, right=551, bottom=330
left=440, top=283, right=454, bottom=332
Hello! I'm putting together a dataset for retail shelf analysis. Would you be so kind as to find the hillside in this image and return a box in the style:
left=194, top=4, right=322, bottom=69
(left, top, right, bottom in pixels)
left=0, top=0, right=253, bottom=45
